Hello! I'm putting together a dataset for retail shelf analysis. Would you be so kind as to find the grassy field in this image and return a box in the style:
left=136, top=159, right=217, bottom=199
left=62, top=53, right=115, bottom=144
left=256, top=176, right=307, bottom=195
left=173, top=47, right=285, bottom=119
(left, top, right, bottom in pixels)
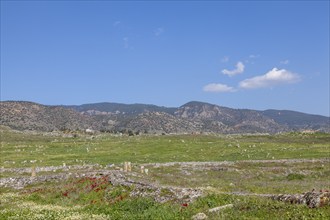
left=1, top=127, right=329, bottom=168
left=1, top=126, right=330, bottom=219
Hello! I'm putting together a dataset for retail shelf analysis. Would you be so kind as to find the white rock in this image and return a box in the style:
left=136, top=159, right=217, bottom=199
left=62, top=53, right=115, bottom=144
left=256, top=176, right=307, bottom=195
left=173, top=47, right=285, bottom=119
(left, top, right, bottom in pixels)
left=208, top=204, right=233, bottom=213
left=191, top=212, right=208, bottom=220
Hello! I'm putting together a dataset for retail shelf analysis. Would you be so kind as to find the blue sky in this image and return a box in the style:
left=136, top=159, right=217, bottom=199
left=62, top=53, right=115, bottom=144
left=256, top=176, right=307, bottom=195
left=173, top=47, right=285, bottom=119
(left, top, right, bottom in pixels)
left=1, top=1, right=329, bottom=116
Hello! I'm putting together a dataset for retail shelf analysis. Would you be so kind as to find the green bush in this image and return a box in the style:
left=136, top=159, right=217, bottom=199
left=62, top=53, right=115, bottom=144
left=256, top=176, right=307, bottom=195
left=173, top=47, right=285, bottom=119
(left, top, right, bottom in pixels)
left=287, top=173, right=305, bottom=181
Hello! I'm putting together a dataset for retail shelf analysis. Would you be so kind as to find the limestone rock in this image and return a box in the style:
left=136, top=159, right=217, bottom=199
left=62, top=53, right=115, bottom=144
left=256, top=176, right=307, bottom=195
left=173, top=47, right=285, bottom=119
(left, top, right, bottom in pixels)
left=191, top=212, right=208, bottom=220
left=208, top=204, right=233, bottom=213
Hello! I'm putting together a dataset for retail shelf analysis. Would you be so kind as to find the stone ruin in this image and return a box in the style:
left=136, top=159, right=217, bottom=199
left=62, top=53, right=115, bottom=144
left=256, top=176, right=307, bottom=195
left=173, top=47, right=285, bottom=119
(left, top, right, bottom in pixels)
left=271, top=190, right=330, bottom=208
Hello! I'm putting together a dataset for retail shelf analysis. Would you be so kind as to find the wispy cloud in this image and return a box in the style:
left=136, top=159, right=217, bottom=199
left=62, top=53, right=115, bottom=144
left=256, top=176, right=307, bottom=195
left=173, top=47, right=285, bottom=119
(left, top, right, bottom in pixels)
left=249, top=54, right=260, bottom=59
left=113, top=21, right=121, bottom=27
left=245, top=54, right=260, bottom=64
left=280, top=59, right=290, bottom=65
left=222, top=61, right=245, bottom=76
left=154, top=27, right=164, bottom=36
left=203, top=83, right=236, bottom=93
left=123, top=37, right=129, bottom=49
left=239, top=68, right=300, bottom=89
left=221, top=56, right=229, bottom=63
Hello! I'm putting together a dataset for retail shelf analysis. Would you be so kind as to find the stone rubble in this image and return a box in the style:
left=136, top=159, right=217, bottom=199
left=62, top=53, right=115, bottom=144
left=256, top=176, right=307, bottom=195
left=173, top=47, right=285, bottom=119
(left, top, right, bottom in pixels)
left=0, top=168, right=203, bottom=203
left=107, top=170, right=203, bottom=203
left=0, top=164, right=99, bottom=174
left=208, top=204, right=233, bottom=213
left=271, top=190, right=330, bottom=208
left=1, top=161, right=329, bottom=207
left=191, top=212, right=208, bottom=220
left=144, top=158, right=330, bottom=169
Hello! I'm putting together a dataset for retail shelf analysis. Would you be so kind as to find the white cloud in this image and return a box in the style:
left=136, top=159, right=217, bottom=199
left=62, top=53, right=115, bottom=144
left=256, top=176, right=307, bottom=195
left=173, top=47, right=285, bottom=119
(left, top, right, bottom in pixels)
left=239, top=68, right=300, bottom=89
left=280, top=59, right=290, bottom=65
left=249, top=54, right=260, bottom=59
left=246, top=54, right=259, bottom=64
left=113, top=21, right=121, bottom=27
left=154, top=27, right=164, bottom=36
left=203, top=83, right=236, bottom=93
left=222, top=61, right=245, bottom=76
left=221, top=56, right=229, bottom=63
left=123, top=37, right=129, bottom=49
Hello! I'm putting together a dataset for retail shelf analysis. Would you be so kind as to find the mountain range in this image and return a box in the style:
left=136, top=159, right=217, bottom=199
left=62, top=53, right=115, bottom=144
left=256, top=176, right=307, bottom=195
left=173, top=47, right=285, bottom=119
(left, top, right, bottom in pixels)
left=0, top=101, right=329, bottom=134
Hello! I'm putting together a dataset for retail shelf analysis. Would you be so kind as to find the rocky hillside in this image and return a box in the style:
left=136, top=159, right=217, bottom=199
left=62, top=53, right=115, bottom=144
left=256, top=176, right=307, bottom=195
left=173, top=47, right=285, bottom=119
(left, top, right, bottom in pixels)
left=67, top=102, right=176, bottom=116
left=0, top=101, right=99, bottom=132
left=175, top=101, right=285, bottom=133
left=1, top=100, right=329, bottom=133
left=262, top=109, right=329, bottom=131
left=111, top=112, right=203, bottom=134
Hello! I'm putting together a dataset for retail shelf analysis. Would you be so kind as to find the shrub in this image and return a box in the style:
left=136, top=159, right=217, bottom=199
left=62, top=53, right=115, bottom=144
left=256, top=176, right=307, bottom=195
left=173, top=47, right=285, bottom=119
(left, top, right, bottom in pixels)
left=287, top=173, right=305, bottom=181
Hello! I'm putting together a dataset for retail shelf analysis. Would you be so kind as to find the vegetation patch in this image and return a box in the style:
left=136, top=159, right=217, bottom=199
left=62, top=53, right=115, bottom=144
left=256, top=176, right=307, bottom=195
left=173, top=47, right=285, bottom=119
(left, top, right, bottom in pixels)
left=1, top=129, right=329, bottom=219
left=286, top=173, right=306, bottom=181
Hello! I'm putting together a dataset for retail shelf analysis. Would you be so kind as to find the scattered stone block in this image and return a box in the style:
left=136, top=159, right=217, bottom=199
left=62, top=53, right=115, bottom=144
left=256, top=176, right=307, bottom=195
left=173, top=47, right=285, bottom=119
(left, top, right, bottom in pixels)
left=208, top=204, right=233, bottom=213
left=31, top=167, right=36, bottom=177
left=271, top=190, right=330, bottom=208
left=127, top=162, right=132, bottom=172
left=191, top=212, right=207, bottom=220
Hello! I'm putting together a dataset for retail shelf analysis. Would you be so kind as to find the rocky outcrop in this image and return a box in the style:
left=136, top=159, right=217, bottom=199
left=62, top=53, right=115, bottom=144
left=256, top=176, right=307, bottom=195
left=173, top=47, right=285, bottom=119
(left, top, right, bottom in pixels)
left=113, top=112, right=203, bottom=134
left=175, top=101, right=285, bottom=133
left=0, top=101, right=99, bottom=131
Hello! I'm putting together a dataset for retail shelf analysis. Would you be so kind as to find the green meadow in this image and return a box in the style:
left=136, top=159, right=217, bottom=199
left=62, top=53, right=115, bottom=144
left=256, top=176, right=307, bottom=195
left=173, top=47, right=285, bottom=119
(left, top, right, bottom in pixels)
left=1, top=127, right=329, bottom=219
left=1, top=128, right=329, bottom=167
